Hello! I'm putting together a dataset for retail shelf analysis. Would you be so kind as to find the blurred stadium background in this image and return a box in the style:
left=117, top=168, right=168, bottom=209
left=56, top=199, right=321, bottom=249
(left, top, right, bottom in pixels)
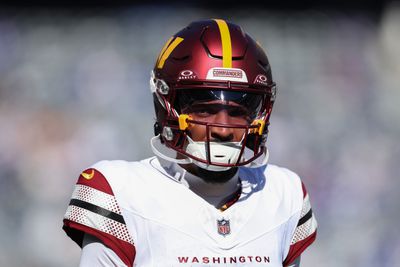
left=0, top=1, right=399, bottom=266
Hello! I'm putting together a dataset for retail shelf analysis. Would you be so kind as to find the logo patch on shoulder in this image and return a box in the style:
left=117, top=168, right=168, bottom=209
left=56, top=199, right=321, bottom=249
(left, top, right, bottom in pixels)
left=217, top=218, right=231, bottom=236
left=81, top=169, right=95, bottom=180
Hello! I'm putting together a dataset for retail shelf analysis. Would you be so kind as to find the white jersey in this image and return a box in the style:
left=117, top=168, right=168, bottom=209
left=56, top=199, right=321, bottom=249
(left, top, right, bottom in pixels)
left=63, top=157, right=317, bottom=267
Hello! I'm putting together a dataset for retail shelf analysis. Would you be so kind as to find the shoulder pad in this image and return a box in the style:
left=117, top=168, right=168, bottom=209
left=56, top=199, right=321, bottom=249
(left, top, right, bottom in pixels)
left=63, top=167, right=135, bottom=267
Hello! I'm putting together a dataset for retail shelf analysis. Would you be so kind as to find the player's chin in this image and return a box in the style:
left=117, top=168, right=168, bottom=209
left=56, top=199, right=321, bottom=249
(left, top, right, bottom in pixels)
left=196, top=166, right=238, bottom=184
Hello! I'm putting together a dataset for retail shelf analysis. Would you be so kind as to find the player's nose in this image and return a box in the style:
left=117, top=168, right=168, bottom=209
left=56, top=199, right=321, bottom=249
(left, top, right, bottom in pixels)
left=210, top=110, right=234, bottom=142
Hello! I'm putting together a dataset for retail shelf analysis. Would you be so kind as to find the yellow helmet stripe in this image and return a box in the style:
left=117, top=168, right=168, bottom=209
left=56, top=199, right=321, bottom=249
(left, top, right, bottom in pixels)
left=214, top=19, right=232, bottom=68
left=157, top=37, right=184, bottom=69
left=156, top=36, right=173, bottom=66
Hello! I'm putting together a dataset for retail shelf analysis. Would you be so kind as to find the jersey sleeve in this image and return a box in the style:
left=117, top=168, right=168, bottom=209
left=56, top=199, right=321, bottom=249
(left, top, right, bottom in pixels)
left=79, top=234, right=127, bottom=267
left=283, top=182, right=317, bottom=267
left=63, top=168, right=135, bottom=267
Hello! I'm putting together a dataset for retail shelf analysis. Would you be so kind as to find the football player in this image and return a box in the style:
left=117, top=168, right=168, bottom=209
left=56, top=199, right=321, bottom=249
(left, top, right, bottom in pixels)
left=63, top=19, right=317, bottom=267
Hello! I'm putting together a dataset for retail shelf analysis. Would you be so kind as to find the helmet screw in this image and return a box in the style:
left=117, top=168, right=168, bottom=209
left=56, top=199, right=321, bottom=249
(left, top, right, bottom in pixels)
left=162, top=127, right=174, bottom=141
left=158, top=79, right=169, bottom=95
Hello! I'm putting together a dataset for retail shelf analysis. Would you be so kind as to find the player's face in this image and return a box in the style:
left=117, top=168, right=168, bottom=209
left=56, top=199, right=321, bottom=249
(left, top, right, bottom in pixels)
left=182, top=100, right=251, bottom=142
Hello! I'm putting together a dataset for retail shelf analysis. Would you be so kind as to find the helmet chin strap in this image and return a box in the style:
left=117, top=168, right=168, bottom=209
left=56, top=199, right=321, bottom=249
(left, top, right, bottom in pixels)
left=150, top=135, right=270, bottom=170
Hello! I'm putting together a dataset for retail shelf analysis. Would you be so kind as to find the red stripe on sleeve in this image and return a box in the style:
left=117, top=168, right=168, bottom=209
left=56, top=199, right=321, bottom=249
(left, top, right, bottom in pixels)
left=283, top=230, right=317, bottom=267
left=77, top=168, right=114, bottom=195
left=63, top=219, right=135, bottom=267
left=301, top=181, right=307, bottom=199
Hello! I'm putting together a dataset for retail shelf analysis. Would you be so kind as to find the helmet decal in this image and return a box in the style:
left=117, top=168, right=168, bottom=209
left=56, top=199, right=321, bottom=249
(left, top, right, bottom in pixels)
left=156, top=37, right=173, bottom=66
left=178, top=70, right=197, bottom=80
left=254, top=74, right=269, bottom=85
left=156, top=37, right=184, bottom=69
left=206, top=67, right=248, bottom=82
left=213, top=19, right=232, bottom=68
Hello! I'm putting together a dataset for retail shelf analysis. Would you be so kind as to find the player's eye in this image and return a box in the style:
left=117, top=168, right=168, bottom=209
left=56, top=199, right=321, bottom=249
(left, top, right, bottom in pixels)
left=227, top=106, right=248, bottom=117
left=195, top=109, right=211, bottom=117
left=189, top=104, right=219, bottom=117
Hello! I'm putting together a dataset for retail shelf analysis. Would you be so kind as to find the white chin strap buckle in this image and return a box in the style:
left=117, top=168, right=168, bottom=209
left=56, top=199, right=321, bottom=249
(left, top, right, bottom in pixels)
left=150, top=135, right=269, bottom=171
left=185, top=136, right=242, bottom=172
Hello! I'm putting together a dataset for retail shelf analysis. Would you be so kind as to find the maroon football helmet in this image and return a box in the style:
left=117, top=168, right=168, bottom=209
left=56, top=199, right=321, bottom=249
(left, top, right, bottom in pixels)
left=150, top=19, right=276, bottom=170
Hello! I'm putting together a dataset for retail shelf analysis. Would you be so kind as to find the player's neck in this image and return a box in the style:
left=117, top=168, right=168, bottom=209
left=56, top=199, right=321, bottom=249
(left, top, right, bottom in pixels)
left=183, top=166, right=240, bottom=197
left=159, top=158, right=241, bottom=208
left=182, top=166, right=240, bottom=208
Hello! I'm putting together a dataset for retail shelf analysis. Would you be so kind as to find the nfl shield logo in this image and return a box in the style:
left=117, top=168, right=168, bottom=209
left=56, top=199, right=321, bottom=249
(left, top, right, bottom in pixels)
left=217, top=218, right=231, bottom=236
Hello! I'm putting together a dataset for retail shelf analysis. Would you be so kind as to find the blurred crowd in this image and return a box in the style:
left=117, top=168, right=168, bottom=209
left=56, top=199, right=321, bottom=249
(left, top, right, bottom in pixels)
left=0, top=4, right=399, bottom=267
